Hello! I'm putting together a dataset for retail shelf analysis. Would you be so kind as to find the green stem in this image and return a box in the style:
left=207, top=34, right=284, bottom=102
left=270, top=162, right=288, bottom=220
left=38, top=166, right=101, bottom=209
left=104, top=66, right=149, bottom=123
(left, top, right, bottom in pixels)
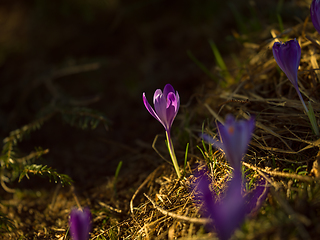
left=166, top=130, right=181, bottom=179
left=296, top=89, right=319, bottom=136
left=296, top=88, right=308, bottom=114
left=307, top=101, right=319, bottom=136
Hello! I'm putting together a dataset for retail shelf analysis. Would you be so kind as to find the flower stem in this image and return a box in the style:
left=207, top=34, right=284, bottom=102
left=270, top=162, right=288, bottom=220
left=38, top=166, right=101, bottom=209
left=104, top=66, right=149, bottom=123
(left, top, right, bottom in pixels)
left=166, top=131, right=181, bottom=179
left=307, top=101, right=319, bottom=136
left=296, top=89, right=319, bottom=135
left=296, top=88, right=308, bottom=114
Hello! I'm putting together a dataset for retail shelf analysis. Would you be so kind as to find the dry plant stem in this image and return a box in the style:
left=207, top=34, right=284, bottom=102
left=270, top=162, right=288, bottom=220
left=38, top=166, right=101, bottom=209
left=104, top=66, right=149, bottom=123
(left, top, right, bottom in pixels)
left=0, top=174, right=15, bottom=193
left=166, top=131, right=181, bottom=179
left=152, top=134, right=172, bottom=165
left=143, top=193, right=211, bottom=225
left=71, top=185, right=82, bottom=209
left=91, top=222, right=124, bottom=240
left=242, top=162, right=314, bottom=182
left=49, top=183, right=62, bottom=210
left=305, top=34, right=320, bottom=51
left=130, top=165, right=164, bottom=215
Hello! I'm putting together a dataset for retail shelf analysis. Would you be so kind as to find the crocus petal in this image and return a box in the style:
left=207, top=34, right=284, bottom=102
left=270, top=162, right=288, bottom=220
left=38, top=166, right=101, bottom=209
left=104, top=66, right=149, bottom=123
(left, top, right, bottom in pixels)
left=205, top=115, right=255, bottom=171
left=213, top=172, right=247, bottom=240
left=163, top=83, right=175, bottom=98
left=311, top=0, right=320, bottom=34
left=166, top=92, right=179, bottom=128
left=196, top=172, right=268, bottom=240
left=154, top=90, right=170, bottom=130
left=236, top=117, right=255, bottom=163
left=143, top=92, right=165, bottom=127
left=69, top=208, right=91, bottom=240
left=245, top=178, right=269, bottom=215
left=272, top=40, right=301, bottom=90
left=218, top=119, right=240, bottom=169
left=196, top=173, right=246, bottom=240
left=153, top=89, right=163, bottom=105
left=201, top=134, right=224, bottom=151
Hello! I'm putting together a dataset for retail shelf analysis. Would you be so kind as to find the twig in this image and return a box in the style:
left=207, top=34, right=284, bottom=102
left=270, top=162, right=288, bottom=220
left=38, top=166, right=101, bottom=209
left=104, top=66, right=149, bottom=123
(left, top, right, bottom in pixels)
left=130, top=165, right=163, bottom=215
left=242, top=162, right=314, bottom=182
left=305, top=34, right=320, bottom=51
left=152, top=134, right=173, bottom=165
left=71, top=185, right=81, bottom=209
left=130, top=165, right=165, bottom=235
left=143, top=193, right=211, bottom=225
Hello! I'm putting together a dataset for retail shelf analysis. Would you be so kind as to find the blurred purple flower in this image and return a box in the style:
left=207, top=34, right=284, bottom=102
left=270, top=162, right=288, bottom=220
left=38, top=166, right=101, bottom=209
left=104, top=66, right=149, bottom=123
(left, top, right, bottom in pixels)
left=69, top=208, right=91, bottom=240
left=202, top=115, right=255, bottom=172
left=311, top=0, right=320, bottom=34
left=272, top=40, right=308, bottom=112
left=197, top=172, right=268, bottom=240
left=143, top=84, right=180, bottom=133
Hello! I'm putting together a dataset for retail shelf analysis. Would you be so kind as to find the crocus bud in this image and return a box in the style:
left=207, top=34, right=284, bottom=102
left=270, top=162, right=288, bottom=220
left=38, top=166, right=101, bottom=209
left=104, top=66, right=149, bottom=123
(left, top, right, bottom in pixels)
left=272, top=40, right=301, bottom=91
left=202, top=115, right=255, bottom=172
left=311, top=0, right=320, bottom=34
left=143, top=84, right=180, bottom=133
left=69, top=208, right=91, bottom=240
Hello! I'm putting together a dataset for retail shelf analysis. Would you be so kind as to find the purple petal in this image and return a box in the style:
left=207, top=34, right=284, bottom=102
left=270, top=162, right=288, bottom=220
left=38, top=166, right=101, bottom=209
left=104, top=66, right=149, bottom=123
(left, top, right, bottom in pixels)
left=166, top=92, right=179, bottom=128
left=218, top=119, right=240, bottom=169
left=213, top=172, right=247, bottom=240
left=196, top=171, right=268, bottom=240
left=201, top=133, right=224, bottom=151
left=163, top=84, right=175, bottom=98
left=203, top=115, right=255, bottom=172
left=245, top=178, right=269, bottom=214
left=272, top=40, right=301, bottom=89
left=197, top=176, right=216, bottom=221
left=143, top=92, right=165, bottom=127
left=235, top=117, right=255, bottom=163
left=196, top=172, right=246, bottom=240
left=69, top=208, right=91, bottom=240
left=311, top=0, right=320, bottom=34
left=153, top=89, right=163, bottom=105
left=154, top=90, right=170, bottom=130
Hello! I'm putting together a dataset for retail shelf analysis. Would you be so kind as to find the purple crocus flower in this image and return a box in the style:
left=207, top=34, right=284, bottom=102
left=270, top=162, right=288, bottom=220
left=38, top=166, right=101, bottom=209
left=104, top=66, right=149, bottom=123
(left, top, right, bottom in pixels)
left=202, top=115, right=255, bottom=172
left=197, top=172, right=268, bottom=240
left=143, top=84, right=180, bottom=133
left=143, top=84, right=181, bottom=178
left=69, top=208, right=91, bottom=240
left=272, top=40, right=308, bottom=112
left=311, top=0, right=320, bottom=34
